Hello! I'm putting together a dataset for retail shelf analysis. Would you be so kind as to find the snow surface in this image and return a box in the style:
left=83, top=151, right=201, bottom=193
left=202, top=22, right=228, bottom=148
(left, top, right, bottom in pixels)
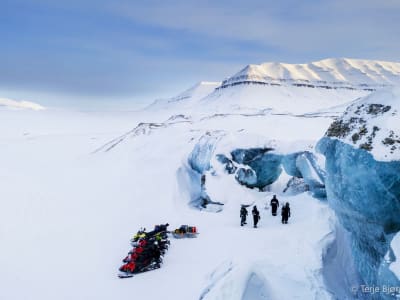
left=147, top=81, right=221, bottom=111
left=2, top=58, right=400, bottom=299
left=0, top=106, right=337, bottom=300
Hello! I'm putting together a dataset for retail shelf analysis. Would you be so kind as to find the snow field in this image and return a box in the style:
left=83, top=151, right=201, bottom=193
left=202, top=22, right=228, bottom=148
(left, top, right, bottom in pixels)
left=0, top=108, right=336, bottom=299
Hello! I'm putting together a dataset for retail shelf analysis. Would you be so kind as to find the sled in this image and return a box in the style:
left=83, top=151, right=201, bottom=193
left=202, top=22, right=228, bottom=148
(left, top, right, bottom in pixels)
left=172, top=225, right=199, bottom=239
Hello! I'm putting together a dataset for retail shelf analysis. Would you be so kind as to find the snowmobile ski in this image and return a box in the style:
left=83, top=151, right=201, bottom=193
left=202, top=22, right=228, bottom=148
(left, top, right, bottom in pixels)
left=118, top=272, right=134, bottom=278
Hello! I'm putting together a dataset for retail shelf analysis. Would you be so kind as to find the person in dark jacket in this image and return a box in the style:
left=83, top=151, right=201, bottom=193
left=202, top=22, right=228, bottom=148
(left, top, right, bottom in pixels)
left=240, top=206, right=248, bottom=226
left=270, top=195, right=279, bottom=216
left=252, top=206, right=260, bottom=228
left=281, top=202, right=291, bottom=224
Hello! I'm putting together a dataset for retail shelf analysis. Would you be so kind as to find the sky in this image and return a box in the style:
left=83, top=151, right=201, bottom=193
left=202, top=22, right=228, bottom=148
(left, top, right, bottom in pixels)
left=1, top=0, right=400, bottom=109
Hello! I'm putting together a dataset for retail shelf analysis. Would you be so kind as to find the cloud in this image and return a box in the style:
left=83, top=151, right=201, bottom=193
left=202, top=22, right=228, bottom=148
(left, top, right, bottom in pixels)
left=0, top=97, right=45, bottom=110
left=109, top=0, right=400, bottom=60
left=1, top=0, right=399, bottom=108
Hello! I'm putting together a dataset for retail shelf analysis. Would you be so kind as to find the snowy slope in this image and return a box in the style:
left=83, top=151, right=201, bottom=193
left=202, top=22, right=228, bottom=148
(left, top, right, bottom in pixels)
left=0, top=97, right=45, bottom=110
left=2, top=58, right=400, bottom=300
left=221, top=58, right=400, bottom=89
left=0, top=105, right=338, bottom=300
left=147, top=81, right=220, bottom=111
left=146, top=58, right=400, bottom=115
left=196, top=83, right=367, bottom=115
left=324, top=86, right=400, bottom=161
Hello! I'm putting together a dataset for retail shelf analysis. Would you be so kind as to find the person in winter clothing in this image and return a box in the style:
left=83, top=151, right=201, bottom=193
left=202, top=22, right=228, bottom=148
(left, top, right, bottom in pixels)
left=281, top=202, right=291, bottom=224
left=252, top=206, right=260, bottom=228
left=240, top=206, right=248, bottom=226
left=270, top=195, right=279, bottom=216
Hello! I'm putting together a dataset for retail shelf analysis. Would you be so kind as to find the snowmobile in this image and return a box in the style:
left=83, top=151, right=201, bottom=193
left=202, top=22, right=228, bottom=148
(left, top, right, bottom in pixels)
left=130, top=232, right=170, bottom=248
left=118, top=257, right=162, bottom=278
left=130, top=224, right=169, bottom=246
left=119, top=225, right=171, bottom=278
left=172, top=225, right=199, bottom=238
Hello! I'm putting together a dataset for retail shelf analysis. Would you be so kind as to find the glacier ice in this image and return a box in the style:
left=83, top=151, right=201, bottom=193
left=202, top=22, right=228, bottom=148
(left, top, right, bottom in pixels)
left=317, top=137, right=400, bottom=297
left=235, top=168, right=258, bottom=187
left=282, top=153, right=303, bottom=177
left=185, top=131, right=225, bottom=211
left=219, top=148, right=327, bottom=198
left=322, top=222, right=363, bottom=299
left=282, top=177, right=309, bottom=195
left=295, top=152, right=326, bottom=198
left=188, top=131, right=225, bottom=174
left=231, top=148, right=282, bottom=189
left=216, top=154, right=237, bottom=174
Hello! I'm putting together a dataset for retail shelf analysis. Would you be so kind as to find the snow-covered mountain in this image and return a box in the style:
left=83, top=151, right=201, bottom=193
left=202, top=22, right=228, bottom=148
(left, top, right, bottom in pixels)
left=1, top=58, right=400, bottom=300
left=147, top=81, right=221, bottom=110
left=220, top=58, right=400, bottom=90
left=147, top=58, right=400, bottom=115
left=0, top=97, right=45, bottom=110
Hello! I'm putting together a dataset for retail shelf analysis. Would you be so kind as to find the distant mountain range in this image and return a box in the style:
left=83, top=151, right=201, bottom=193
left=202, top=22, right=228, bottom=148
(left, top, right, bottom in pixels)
left=147, top=58, right=400, bottom=114
left=220, top=58, right=400, bottom=90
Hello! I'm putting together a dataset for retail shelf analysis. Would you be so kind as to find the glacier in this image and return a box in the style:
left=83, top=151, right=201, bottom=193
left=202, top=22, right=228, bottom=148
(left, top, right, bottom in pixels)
left=317, top=137, right=400, bottom=298
left=185, top=131, right=225, bottom=210
left=216, top=147, right=327, bottom=199
left=317, top=87, right=400, bottom=298
left=3, top=59, right=400, bottom=300
left=231, top=148, right=282, bottom=189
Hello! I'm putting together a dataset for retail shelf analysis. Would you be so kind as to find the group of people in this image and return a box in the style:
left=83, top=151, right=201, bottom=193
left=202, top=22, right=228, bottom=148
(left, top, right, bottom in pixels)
left=240, top=205, right=260, bottom=227
left=240, top=195, right=291, bottom=227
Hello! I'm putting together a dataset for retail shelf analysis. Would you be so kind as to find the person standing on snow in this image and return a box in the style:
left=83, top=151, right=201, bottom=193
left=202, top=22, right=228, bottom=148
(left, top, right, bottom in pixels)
left=240, top=206, right=248, bottom=226
left=270, top=195, right=279, bottom=216
left=252, top=206, right=260, bottom=228
left=281, top=202, right=291, bottom=224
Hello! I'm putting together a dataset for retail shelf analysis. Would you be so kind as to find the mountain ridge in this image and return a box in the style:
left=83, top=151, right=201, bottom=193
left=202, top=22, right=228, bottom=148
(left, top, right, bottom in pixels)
left=220, top=58, right=400, bottom=90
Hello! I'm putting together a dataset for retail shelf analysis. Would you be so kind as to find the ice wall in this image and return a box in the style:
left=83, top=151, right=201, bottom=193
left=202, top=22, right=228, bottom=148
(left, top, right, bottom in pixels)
left=317, top=137, right=400, bottom=298
left=231, top=148, right=282, bottom=189
left=185, top=131, right=225, bottom=211
left=220, top=148, right=326, bottom=199
left=317, top=87, right=400, bottom=298
left=189, top=131, right=225, bottom=174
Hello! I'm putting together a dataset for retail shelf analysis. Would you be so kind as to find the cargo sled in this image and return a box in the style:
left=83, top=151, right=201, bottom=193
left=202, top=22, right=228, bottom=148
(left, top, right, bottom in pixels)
left=172, top=225, right=199, bottom=238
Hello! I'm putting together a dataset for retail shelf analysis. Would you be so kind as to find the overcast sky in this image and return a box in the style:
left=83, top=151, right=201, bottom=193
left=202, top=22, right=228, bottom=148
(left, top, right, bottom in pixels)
left=1, top=0, right=400, bottom=108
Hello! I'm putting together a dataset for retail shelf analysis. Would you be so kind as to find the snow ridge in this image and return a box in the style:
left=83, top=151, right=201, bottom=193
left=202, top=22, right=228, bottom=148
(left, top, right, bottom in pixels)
left=325, top=86, right=400, bottom=161
left=147, top=81, right=220, bottom=110
left=220, top=58, right=400, bottom=91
